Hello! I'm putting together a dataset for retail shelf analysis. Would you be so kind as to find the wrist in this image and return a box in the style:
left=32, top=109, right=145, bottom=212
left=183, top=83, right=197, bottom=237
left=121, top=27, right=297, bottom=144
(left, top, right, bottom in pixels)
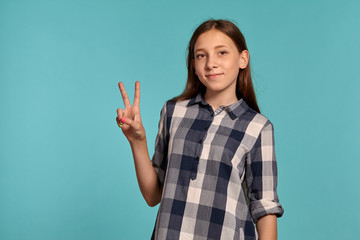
left=129, top=135, right=147, bottom=146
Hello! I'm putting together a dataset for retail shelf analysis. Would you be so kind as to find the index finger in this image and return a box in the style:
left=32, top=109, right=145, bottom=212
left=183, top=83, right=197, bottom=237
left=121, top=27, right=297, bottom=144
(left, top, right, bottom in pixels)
left=133, top=81, right=140, bottom=107
left=118, top=82, right=131, bottom=108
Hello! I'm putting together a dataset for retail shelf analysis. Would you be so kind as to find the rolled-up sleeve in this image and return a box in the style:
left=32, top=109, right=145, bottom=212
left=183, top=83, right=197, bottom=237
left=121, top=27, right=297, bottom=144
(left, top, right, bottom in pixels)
left=151, top=103, right=169, bottom=187
left=245, top=121, right=284, bottom=223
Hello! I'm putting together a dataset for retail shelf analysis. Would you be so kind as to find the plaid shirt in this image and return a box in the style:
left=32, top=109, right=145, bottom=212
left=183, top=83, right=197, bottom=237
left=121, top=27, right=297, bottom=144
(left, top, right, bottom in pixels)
left=151, top=94, right=284, bottom=240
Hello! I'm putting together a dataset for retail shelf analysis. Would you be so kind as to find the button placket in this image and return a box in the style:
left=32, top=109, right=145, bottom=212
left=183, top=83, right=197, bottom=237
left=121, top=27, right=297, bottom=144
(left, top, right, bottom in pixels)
left=190, top=108, right=214, bottom=180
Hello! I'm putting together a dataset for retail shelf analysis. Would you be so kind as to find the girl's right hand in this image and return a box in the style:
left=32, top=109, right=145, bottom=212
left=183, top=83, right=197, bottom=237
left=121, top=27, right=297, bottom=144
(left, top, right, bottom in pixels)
left=117, top=81, right=146, bottom=143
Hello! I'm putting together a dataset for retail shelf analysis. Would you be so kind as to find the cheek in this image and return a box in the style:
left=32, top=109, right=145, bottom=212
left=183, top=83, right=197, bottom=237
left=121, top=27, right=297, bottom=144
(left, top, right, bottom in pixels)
left=194, top=63, right=203, bottom=76
left=195, top=65, right=199, bottom=75
left=228, top=59, right=241, bottom=73
left=229, top=57, right=240, bottom=68
left=225, top=62, right=240, bottom=81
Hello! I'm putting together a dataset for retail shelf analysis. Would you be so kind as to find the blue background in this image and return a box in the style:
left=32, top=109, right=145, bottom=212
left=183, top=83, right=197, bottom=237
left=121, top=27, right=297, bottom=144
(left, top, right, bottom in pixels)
left=1, top=0, right=359, bottom=239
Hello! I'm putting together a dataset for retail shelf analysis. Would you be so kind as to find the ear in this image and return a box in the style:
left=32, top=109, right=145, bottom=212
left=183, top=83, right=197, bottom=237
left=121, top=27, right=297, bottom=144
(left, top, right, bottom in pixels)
left=239, top=50, right=249, bottom=69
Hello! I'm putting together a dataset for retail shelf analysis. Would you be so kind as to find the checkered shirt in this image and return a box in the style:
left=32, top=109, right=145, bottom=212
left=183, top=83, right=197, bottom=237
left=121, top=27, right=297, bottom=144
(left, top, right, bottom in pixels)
left=151, top=93, right=284, bottom=240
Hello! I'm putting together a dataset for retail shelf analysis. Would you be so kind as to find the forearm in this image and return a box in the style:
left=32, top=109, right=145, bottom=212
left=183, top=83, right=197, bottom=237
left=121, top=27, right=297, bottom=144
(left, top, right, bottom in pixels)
left=129, top=138, right=162, bottom=207
left=256, top=214, right=277, bottom=240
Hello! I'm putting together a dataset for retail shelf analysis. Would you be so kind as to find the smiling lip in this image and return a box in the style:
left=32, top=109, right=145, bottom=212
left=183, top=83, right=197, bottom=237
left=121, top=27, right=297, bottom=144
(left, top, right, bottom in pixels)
left=205, top=73, right=223, bottom=79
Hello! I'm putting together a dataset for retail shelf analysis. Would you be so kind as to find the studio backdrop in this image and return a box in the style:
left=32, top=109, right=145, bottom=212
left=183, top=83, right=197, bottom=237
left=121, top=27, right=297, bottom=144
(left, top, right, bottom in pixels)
left=1, top=0, right=359, bottom=239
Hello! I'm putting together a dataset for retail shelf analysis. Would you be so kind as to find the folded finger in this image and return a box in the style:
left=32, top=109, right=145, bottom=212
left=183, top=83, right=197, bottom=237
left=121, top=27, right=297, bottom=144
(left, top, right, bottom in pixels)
left=117, top=108, right=125, bottom=119
left=120, top=117, right=133, bottom=126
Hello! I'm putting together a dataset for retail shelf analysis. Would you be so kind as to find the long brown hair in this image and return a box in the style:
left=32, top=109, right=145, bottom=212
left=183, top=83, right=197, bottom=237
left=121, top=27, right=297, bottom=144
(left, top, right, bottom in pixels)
left=172, top=19, right=260, bottom=113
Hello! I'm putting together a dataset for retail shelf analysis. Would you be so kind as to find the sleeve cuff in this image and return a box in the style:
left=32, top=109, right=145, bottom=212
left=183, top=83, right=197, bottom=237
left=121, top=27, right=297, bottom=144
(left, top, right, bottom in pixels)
left=250, top=199, right=284, bottom=223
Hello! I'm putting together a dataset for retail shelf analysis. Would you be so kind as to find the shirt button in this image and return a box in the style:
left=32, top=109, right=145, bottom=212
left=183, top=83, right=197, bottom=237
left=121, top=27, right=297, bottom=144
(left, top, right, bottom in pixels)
left=199, top=139, right=203, bottom=144
left=195, top=156, right=199, bottom=160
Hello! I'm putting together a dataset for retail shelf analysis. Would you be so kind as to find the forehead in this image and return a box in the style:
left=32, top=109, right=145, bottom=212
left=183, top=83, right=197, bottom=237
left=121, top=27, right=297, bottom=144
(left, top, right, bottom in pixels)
left=194, top=29, right=236, bottom=50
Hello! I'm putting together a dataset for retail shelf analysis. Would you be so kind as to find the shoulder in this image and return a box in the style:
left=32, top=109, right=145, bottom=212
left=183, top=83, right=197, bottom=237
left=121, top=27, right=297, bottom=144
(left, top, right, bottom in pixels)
left=161, top=98, right=193, bottom=117
left=240, top=101, right=273, bottom=137
left=167, top=98, right=192, bottom=107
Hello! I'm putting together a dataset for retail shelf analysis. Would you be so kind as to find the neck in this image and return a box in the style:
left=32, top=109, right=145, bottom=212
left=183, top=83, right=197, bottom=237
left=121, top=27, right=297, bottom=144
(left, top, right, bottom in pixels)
left=204, top=90, right=238, bottom=110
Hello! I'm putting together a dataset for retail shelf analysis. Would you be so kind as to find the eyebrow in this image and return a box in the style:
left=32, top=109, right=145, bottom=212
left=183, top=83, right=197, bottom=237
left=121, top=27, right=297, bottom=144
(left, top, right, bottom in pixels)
left=194, top=45, right=229, bottom=52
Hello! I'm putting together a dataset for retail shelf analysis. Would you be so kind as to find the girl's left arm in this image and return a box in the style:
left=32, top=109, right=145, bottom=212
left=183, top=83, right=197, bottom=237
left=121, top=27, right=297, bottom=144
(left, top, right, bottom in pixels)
left=256, top=214, right=277, bottom=240
left=244, top=120, right=284, bottom=239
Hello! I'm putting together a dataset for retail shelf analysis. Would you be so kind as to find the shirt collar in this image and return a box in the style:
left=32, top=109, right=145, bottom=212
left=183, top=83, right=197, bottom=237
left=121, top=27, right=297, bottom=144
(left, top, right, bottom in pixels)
left=187, top=93, right=249, bottom=120
left=187, top=93, right=207, bottom=106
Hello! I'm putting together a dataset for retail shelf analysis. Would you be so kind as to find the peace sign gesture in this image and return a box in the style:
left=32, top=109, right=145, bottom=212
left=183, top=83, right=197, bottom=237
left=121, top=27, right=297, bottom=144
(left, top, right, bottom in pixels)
left=117, top=81, right=146, bottom=143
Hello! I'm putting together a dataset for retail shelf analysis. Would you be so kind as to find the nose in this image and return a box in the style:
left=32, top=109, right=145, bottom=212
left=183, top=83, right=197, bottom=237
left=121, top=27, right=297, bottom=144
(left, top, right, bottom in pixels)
left=206, top=54, right=218, bottom=70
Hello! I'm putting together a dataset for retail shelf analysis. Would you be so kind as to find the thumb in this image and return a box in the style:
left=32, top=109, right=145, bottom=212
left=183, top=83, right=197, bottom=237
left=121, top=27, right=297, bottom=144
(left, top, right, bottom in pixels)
left=134, top=113, right=142, bottom=122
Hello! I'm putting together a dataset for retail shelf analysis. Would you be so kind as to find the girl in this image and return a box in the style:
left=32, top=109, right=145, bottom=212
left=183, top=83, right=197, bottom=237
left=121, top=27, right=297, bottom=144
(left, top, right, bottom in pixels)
left=116, top=19, right=284, bottom=240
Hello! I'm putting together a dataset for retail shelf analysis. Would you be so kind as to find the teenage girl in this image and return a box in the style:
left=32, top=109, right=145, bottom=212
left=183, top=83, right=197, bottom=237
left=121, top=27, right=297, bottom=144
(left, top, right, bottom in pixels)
left=116, top=19, right=284, bottom=240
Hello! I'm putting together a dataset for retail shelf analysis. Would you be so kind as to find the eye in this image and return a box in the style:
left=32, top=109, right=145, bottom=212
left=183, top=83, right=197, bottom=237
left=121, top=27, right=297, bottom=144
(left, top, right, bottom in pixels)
left=195, top=53, right=205, bottom=59
left=219, top=51, right=228, bottom=56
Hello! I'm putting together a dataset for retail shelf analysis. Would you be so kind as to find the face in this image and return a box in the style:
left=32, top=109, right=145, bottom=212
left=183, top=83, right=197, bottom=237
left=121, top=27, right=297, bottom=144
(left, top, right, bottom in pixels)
left=193, top=29, right=248, bottom=99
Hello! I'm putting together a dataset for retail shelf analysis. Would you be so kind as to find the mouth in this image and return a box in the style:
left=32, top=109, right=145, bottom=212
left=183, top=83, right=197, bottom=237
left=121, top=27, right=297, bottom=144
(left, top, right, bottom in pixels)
left=205, top=73, right=223, bottom=79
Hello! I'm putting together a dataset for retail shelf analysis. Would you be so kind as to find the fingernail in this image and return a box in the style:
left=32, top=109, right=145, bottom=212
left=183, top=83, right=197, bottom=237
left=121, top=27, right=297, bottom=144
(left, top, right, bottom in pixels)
left=120, top=117, right=126, bottom=123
